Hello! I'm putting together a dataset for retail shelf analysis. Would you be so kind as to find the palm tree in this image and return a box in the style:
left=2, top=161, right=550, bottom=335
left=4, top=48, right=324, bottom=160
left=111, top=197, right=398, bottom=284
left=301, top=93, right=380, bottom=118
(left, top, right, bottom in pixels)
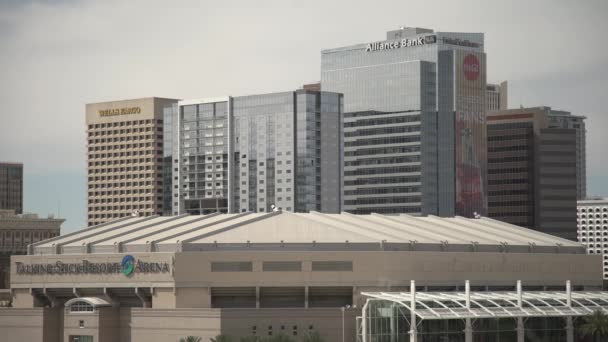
left=210, top=335, right=232, bottom=342
left=179, top=337, right=202, bottom=342
left=257, top=333, right=294, bottom=342
left=300, top=331, right=324, bottom=342
left=581, top=310, right=608, bottom=342
left=239, top=337, right=260, bottom=342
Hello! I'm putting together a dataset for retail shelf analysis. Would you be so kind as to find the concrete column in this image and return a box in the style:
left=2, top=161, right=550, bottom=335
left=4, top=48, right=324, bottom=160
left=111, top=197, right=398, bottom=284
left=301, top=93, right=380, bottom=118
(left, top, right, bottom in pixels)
left=465, top=280, right=472, bottom=342
left=362, top=299, right=369, bottom=342
left=516, top=280, right=524, bottom=342
left=255, top=286, right=260, bottom=309
left=566, top=317, right=574, bottom=342
left=517, top=318, right=524, bottom=342
left=390, top=303, right=396, bottom=342
left=465, top=319, right=473, bottom=342
left=410, top=280, right=417, bottom=342
left=305, top=286, right=309, bottom=309
left=566, top=280, right=573, bottom=342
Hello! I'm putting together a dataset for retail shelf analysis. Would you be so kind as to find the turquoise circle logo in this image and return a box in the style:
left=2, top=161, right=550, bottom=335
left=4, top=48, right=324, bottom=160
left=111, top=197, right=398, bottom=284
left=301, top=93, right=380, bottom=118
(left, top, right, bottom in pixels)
left=121, top=255, right=135, bottom=276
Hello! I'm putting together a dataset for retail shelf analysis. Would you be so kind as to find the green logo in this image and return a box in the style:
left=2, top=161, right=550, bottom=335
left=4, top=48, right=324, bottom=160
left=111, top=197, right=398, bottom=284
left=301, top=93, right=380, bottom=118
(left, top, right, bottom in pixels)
left=121, top=255, right=135, bottom=276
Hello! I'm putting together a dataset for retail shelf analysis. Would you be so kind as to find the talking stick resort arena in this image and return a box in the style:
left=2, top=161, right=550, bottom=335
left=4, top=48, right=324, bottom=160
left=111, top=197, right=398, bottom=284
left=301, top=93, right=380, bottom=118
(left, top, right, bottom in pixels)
left=0, top=212, right=604, bottom=342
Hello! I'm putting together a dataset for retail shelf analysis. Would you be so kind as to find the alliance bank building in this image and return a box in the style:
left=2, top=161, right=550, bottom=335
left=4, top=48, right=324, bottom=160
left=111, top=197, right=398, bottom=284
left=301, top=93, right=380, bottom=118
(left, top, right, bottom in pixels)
left=322, top=27, right=487, bottom=218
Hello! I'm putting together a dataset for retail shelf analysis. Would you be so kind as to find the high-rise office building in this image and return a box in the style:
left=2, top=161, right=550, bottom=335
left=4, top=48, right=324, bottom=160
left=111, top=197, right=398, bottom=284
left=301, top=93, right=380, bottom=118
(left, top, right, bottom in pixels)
left=487, top=107, right=577, bottom=240
left=576, top=198, right=608, bottom=280
left=548, top=110, right=587, bottom=200
left=171, top=97, right=230, bottom=215
left=486, top=81, right=508, bottom=112
left=169, top=90, right=343, bottom=215
left=162, top=102, right=179, bottom=216
left=85, top=97, right=178, bottom=226
left=0, top=162, right=23, bottom=214
left=321, top=27, right=487, bottom=217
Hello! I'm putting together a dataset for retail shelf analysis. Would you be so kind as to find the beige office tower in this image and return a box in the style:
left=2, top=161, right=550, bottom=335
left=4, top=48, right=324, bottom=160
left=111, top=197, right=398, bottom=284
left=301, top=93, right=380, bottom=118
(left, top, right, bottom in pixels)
left=85, top=97, right=178, bottom=227
left=486, top=81, right=508, bottom=112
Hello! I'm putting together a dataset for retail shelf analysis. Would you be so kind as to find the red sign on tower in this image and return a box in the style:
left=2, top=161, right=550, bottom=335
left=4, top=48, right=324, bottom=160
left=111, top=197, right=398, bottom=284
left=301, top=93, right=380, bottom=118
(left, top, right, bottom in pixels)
left=463, top=54, right=480, bottom=81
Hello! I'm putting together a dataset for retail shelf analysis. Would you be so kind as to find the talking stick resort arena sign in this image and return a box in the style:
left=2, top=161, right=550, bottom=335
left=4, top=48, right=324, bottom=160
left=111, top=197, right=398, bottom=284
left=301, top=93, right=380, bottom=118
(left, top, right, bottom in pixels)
left=15, top=255, right=169, bottom=277
left=365, top=35, right=437, bottom=52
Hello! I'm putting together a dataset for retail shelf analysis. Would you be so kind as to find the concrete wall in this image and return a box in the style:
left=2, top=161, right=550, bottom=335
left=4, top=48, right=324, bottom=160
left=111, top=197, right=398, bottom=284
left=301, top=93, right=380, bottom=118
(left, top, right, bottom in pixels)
left=0, top=307, right=62, bottom=342
left=124, top=307, right=357, bottom=342
left=128, top=308, right=221, bottom=342
left=63, top=307, right=100, bottom=342
left=99, top=307, right=121, bottom=342
left=0, top=308, right=45, bottom=342
left=173, top=250, right=600, bottom=289
left=220, top=307, right=358, bottom=342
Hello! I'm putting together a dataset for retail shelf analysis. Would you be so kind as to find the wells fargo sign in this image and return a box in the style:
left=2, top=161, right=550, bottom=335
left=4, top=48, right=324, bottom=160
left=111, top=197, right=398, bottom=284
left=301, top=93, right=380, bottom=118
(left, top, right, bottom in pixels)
left=98, top=107, right=141, bottom=117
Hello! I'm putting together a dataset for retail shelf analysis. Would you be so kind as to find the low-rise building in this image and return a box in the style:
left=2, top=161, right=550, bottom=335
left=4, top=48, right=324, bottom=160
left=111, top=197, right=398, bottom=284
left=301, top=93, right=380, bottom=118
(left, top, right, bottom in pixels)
left=577, top=198, right=608, bottom=281
left=0, top=212, right=599, bottom=342
left=0, top=209, right=63, bottom=289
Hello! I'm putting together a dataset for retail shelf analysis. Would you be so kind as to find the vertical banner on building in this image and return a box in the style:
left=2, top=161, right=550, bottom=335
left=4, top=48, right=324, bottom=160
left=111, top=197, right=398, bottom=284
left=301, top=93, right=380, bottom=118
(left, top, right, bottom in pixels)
left=454, top=51, right=487, bottom=217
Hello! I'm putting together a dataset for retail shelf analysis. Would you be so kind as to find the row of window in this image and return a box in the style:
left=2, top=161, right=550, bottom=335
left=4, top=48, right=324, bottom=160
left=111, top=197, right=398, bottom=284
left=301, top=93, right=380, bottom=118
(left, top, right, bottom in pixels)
left=488, top=178, right=528, bottom=185
left=89, top=203, right=160, bottom=211
left=578, top=220, right=608, bottom=224
left=87, top=119, right=161, bottom=130
left=89, top=158, right=159, bottom=167
left=88, top=150, right=161, bottom=159
left=88, top=211, right=158, bottom=220
left=345, top=196, right=421, bottom=205
left=89, top=185, right=161, bottom=194
left=344, top=114, right=421, bottom=127
left=344, top=155, right=420, bottom=167
left=344, top=176, right=420, bottom=186
left=89, top=166, right=161, bottom=175
left=344, top=186, right=421, bottom=196
left=0, top=230, right=58, bottom=245
left=344, top=145, right=420, bottom=157
left=579, top=207, right=608, bottom=212
left=344, top=165, right=420, bottom=176
left=88, top=142, right=161, bottom=152
left=88, top=174, right=161, bottom=182
left=88, top=133, right=159, bottom=143
left=211, top=261, right=353, bottom=272
left=487, top=167, right=529, bottom=175
left=88, top=196, right=158, bottom=204
left=344, top=135, right=420, bottom=147
left=344, top=124, right=421, bottom=137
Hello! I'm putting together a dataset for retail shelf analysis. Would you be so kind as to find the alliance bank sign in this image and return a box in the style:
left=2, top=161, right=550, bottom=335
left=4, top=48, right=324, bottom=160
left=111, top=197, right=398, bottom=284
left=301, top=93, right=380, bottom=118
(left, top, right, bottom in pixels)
left=365, top=35, right=436, bottom=52
left=15, top=255, right=170, bottom=277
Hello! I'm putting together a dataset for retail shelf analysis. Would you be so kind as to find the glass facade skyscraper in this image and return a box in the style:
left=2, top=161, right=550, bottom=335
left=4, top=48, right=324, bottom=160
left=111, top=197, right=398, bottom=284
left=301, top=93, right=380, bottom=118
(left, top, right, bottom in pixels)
left=173, top=98, right=230, bottom=215
left=169, top=90, right=343, bottom=215
left=548, top=110, right=587, bottom=200
left=321, top=27, right=487, bottom=217
left=0, top=163, right=23, bottom=214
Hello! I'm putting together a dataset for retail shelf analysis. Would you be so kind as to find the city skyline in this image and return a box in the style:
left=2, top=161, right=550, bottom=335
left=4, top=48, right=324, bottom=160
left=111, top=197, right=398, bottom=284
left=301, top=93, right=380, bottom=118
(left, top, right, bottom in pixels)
left=1, top=0, right=607, bottom=232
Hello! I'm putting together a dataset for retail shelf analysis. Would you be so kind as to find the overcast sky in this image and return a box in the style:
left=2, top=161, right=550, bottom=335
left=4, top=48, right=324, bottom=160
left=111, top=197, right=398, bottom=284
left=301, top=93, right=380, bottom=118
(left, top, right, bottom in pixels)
left=1, top=0, right=607, bottom=233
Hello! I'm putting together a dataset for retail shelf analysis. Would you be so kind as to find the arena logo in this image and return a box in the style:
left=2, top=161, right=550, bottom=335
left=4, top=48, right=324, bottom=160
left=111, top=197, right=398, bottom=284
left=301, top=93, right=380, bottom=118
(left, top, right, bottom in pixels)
left=15, top=255, right=169, bottom=276
left=121, top=255, right=135, bottom=276
left=365, top=35, right=436, bottom=52
left=463, top=54, right=480, bottom=81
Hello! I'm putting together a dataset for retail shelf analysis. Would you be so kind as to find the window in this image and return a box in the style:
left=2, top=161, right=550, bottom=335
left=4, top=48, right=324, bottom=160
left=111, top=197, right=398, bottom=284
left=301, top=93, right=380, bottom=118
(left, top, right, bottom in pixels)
left=70, top=301, right=94, bottom=313
left=211, top=261, right=253, bottom=272
left=312, top=261, right=353, bottom=271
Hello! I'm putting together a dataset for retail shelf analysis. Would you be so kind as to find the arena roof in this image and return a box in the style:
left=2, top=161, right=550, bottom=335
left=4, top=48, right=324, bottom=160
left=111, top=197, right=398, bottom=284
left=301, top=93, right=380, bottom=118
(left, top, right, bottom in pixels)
left=30, top=211, right=583, bottom=255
